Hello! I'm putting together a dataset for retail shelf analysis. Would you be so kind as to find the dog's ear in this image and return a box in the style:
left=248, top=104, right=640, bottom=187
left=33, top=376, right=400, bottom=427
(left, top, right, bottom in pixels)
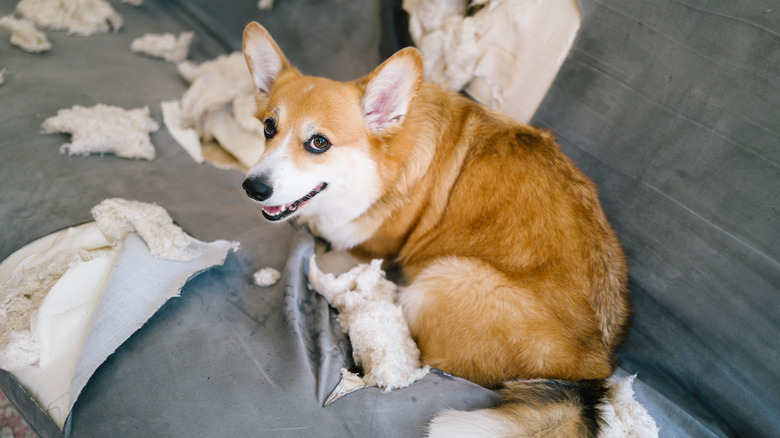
left=243, top=22, right=292, bottom=96
left=360, top=47, right=423, bottom=133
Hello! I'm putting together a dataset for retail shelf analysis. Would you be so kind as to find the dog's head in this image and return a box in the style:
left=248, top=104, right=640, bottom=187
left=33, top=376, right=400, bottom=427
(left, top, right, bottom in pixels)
left=241, top=22, right=422, bottom=235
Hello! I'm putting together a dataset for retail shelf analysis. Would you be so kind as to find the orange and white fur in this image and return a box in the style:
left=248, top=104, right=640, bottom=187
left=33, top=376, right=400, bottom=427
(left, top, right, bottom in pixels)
left=241, top=22, right=631, bottom=437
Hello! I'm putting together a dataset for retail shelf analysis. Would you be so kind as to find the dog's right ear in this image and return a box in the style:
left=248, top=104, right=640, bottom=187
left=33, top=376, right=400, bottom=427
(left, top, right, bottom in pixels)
left=243, top=22, right=292, bottom=96
left=360, top=47, right=423, bottom=133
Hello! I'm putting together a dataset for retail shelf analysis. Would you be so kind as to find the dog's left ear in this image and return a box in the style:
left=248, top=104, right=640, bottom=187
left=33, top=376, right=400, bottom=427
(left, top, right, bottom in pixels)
left=243, top=22, right=293, bottom=96
left=360, top=47, right=423, bottom=133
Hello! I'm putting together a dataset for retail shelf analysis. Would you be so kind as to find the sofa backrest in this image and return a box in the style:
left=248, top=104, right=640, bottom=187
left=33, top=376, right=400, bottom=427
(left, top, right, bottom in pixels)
left=532, top=1, right=780, bottom=435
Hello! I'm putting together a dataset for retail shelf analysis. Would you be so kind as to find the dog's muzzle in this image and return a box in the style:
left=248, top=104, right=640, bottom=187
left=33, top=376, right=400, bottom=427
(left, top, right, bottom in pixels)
left=243, top=176, right=273, bottom=202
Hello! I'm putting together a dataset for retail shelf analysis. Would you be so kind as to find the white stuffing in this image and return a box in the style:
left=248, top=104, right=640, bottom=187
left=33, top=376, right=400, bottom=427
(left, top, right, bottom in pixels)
left=0, top=248, right=105, bottom=370
left=131, top=31, right=194, bottom=63
left=600, top=374, right=659, bottom=438
left=0, top=68, right=6, bottom=85
left=258, top=0, right=274, bottom=10
left=232, top=92, right=265, bottom=135
left=165, top=52, right=265, bottom=169
left=0, top=15, right=51, bottom=53
left=91, top=198, right=198, bottom=262
left=179, top=72, right=247, bottom=133
left=0, top=331, right=39, bottom=370
left=253, top=267, right=281, bottom=287
left=177, top=52, right=250, bottom=84
left=404, top=0, right=581, bottom=123
left=177, top=52, right=258, bottom=134
left=16, top=0, right=123, bottom=36
left=42, top=103, right=159, bottom=160
left=308, top=255, right=430, bottom=391
left=404, top=0, right=481, bottom=91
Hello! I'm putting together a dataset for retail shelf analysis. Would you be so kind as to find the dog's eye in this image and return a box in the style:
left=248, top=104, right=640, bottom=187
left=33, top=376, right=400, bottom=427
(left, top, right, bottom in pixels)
left=263, top=117, right=276, bottom=139
left=305, top=134, right=331, bottom=154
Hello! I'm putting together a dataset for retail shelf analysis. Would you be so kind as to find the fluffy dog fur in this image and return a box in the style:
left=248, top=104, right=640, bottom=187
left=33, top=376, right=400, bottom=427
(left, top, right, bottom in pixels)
left=241, top=22, right=630, bottom=437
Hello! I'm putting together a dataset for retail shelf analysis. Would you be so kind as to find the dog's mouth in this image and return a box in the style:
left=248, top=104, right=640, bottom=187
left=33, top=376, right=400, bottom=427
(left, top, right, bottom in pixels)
left=261, top=182, right=327, bottom=221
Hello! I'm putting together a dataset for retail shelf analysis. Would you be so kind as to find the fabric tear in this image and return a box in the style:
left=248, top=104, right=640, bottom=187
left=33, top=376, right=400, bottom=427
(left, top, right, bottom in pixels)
left=0, top=199, right=240, bottom=429
left=0, top=224, right=113, bottom=371
left=0, top=248, right=104, bottom=370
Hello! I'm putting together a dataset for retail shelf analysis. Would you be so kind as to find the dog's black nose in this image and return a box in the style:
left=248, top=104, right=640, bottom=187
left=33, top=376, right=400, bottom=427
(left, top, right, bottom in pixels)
left=243, top=176, right=273, bottom=201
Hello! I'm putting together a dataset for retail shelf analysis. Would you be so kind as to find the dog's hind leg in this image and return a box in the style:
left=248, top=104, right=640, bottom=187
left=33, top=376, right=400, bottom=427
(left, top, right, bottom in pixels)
left=398, top=256, right=612, bottom=388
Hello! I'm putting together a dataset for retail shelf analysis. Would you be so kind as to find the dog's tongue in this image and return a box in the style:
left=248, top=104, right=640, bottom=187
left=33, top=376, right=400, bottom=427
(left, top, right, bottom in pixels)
left=263, top=205, right=283, bottom=215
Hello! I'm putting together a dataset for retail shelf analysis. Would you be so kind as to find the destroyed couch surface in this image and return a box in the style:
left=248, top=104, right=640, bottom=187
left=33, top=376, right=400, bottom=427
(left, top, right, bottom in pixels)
left=0, top=0, right=778, bottom=437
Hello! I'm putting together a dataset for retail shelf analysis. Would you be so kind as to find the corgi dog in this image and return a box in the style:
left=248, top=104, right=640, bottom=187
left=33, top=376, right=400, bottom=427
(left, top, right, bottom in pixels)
left=241, top=22, right=630, bottom=437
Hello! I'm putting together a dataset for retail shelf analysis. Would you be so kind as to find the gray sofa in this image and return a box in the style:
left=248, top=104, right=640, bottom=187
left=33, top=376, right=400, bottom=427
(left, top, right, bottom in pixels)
left=1, top=0, right=777, bottom=436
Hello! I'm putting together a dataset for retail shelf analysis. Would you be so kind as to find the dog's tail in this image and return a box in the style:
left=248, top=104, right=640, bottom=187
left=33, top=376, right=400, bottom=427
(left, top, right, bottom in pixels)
left=427, top=378, right=608, bottom=438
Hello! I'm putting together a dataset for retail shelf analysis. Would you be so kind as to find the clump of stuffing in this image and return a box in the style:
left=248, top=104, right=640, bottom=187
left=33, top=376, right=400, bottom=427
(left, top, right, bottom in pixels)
left=0, top=332, right=38, bottom=370
left=131, top=31, right=194, bottom=63
left=42, top=103, right=159, bottom=160
left=177, top=52, right=249, bottom=84
left=404, top=0, right=581, bottom=123
left=91, top=198, right=197, bottom=262
left=0, top=248, right=106, bottom=370
left=163, top=52, right=265, bottom=170
left=600, top=374, right=659, bottom=438
left=253, top=267, right=281, bottom=287
left=176, top=53, right=261, bottom=136
left=258, top=0, right=274, bottom=10
left=403, top=0, right=481, bottom=91
left=16, top=0, right=123, bottom=36
left=308, top=255, right=429, bottom=391
left=0, top=15, right=51, bottom=53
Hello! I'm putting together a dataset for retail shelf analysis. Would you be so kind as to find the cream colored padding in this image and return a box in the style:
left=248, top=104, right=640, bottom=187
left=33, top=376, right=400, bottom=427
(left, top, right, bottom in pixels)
left=404, top=0, right=580, bottom=123
left=0, top=199, right=238, bottom=429
left=162, top=52, right=266, bottom=171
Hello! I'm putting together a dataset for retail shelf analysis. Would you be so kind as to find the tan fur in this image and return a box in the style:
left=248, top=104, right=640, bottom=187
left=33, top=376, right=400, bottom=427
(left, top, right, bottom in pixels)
left=243, top=22, right=631, bottom=436
left=348, top=81, right=630, bottom=386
